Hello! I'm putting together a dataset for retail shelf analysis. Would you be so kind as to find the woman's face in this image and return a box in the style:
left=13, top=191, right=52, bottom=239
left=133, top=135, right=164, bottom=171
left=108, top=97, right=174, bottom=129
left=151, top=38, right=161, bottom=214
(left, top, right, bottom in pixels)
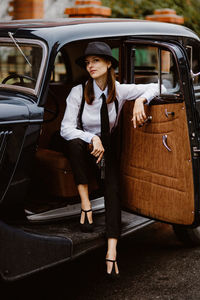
left=85, top=56, right=111, bottom=80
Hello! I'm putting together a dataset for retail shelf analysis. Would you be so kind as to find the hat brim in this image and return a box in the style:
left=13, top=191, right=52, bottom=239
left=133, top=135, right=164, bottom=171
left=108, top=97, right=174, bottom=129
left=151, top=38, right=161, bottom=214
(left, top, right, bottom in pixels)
left=76, top=54, right=119, bottom=69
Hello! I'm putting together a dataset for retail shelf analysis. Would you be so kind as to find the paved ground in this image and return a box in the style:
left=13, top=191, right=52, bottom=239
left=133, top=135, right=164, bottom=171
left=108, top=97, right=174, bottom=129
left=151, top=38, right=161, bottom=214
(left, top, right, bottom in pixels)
left=2, top=222, right=200, bottom=300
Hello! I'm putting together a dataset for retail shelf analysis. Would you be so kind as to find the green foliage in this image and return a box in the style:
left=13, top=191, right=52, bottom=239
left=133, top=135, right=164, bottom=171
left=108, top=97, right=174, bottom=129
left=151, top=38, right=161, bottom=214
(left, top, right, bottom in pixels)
left=102, top=0, right=200, bottom=36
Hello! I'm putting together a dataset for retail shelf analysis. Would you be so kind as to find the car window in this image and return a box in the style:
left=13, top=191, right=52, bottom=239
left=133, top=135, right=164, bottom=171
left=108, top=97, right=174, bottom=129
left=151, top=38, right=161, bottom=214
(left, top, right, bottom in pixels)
left=112, top=47, right=119, bottom=80
left=50, top=51, right=68, bottom=82
left=186, top=43, right=200, bottom=86
left=185, top=40, right=200, bottom=104
left=133, top=45, right=180, bottom=95
left=0, top=39, right=47, bottom=96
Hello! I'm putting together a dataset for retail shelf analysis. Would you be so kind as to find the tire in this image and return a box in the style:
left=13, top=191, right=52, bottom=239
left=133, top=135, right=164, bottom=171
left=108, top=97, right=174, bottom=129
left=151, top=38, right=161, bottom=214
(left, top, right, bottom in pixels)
left=173, top=224, right=200, bottom=247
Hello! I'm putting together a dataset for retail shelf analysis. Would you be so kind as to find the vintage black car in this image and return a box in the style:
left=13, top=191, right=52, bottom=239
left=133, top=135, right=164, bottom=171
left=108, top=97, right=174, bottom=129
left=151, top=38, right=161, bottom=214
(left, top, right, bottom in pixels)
left=0, top=18, right=200, bottom=281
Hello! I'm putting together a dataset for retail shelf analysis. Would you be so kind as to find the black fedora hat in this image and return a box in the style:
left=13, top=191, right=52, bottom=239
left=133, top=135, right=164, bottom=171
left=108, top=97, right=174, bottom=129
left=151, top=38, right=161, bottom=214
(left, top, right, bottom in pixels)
left=76, top=41, right=118, bottom=69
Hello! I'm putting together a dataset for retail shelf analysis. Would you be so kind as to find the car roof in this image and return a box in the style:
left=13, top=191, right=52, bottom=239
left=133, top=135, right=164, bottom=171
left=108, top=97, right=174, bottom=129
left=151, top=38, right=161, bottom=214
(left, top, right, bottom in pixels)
left=0, top=18, right=199, bottom=45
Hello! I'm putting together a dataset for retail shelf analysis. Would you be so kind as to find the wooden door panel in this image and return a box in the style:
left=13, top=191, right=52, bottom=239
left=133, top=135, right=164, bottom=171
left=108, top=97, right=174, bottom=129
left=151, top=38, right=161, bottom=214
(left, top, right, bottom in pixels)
left=120, top=102, right=194, bottom=225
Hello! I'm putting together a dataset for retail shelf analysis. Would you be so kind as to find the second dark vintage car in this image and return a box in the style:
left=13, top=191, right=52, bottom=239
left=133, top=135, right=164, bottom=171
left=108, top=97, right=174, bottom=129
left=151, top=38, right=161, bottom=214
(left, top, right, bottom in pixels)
left=0, top=17, right=200, bottom=281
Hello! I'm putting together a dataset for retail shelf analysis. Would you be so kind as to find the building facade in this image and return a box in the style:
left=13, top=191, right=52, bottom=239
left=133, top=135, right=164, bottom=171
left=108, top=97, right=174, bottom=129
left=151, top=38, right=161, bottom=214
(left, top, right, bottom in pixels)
left=0, top=0, right=74, bottom=20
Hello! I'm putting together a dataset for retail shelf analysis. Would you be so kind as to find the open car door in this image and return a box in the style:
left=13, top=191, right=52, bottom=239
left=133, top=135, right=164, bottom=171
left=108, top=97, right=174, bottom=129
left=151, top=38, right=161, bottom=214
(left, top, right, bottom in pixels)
left=120, top=40, right=199, bottom=226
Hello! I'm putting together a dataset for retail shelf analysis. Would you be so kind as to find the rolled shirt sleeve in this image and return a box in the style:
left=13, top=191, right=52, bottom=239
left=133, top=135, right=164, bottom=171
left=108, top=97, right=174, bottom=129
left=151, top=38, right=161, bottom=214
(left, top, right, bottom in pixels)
left=116, top=82, right=167, bottom=104
left=60, top=85, right=95, bottom=143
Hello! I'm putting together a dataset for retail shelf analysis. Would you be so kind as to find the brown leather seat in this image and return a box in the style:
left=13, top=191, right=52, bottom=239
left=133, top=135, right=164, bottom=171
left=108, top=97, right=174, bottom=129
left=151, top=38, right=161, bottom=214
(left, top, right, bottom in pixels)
left=36, top=83, right=98, bottom=198
left=36, top=148, right=79, bottom=197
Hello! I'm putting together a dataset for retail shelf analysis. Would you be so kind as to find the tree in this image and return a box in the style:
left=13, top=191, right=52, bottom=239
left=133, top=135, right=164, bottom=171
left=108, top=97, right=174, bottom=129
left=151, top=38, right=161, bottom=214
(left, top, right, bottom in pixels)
left=102, top=0, right=200, bottom=36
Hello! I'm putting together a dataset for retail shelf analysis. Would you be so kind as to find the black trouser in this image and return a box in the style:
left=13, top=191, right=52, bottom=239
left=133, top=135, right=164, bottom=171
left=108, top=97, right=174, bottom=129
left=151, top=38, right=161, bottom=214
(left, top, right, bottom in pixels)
left=62, top=138, right=121, bottom=239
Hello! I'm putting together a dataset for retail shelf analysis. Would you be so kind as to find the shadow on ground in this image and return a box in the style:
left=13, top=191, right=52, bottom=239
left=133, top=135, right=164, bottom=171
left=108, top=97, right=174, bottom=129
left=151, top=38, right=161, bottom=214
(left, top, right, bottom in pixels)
left=2, top=222, right=200, bottom=300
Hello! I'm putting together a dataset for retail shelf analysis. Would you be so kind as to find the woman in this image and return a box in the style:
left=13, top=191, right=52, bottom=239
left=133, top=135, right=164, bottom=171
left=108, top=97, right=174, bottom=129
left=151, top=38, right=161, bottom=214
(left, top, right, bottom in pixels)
left=60, top=41, right=164, bottom=278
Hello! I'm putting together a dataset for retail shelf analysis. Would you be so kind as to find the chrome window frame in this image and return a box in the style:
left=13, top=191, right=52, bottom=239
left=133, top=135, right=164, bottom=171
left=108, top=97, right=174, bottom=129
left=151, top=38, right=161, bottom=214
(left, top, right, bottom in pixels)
left=125, top=40, right=183, bottom=99
left=0, top=38, right=48, bottom=98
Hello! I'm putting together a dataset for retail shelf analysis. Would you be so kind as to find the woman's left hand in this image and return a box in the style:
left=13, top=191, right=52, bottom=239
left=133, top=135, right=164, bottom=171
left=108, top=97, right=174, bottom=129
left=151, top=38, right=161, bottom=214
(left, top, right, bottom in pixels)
left=91, top=135, right=105, bottom=164
left=132, top=97, right=147, bottom=128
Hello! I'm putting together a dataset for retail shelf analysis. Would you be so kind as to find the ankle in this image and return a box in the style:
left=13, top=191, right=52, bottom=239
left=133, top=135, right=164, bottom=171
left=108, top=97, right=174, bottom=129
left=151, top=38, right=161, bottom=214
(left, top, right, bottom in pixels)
left=81, top=200, right=92, bottom=211
left=106, top=251, right=117, bottom=261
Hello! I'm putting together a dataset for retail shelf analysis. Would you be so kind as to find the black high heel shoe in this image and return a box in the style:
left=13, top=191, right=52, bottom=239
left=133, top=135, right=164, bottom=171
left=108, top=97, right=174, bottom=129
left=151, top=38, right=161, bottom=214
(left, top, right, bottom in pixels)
left=106, top=258, right=120, bottom=278
left=80, top=208, right=94, bottom=233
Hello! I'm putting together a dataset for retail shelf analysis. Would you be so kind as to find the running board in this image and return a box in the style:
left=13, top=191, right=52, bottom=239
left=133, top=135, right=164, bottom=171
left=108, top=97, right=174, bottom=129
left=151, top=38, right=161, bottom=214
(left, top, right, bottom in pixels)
left=25, top=197, right=105, bottom=223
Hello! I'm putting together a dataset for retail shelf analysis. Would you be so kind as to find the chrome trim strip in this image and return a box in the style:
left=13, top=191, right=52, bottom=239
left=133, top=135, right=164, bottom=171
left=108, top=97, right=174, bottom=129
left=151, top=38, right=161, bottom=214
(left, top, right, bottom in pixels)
left=0, top=119, right=43, bottom=125
left=0, top=85, right=37, bottom=96
left=25, top=197, right=105, bottom=223
left=158, top=48, right=162, bottom=95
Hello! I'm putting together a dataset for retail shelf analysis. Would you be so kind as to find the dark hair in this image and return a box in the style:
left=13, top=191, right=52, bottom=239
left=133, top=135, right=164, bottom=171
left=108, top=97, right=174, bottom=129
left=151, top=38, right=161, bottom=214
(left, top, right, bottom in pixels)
left=84, top=66, right=116, bottom=105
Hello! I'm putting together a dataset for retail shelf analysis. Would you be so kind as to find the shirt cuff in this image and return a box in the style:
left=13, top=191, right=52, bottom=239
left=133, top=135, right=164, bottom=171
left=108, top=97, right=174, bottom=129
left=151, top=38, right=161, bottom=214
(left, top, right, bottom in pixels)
left=83, top=132, right=96, bottom=144
left=142, top=94, right=153, bottom=104
left=142, top=84, right=167, bottom=104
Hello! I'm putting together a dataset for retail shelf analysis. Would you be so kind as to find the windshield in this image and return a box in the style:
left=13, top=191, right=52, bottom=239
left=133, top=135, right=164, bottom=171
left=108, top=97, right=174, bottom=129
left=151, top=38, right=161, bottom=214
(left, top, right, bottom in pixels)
left=0, top=39, right=47, bottom=96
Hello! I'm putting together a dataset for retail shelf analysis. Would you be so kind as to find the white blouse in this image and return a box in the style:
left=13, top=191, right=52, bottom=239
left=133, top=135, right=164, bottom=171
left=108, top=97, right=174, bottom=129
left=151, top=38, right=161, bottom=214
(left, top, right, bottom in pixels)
left=60, top=80, right=164, bottom=143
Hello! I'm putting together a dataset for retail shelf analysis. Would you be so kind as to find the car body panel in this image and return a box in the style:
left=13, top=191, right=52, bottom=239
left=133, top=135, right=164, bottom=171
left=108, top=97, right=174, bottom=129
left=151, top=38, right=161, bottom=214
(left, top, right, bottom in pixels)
left=0, top=97, right=43, bottom=209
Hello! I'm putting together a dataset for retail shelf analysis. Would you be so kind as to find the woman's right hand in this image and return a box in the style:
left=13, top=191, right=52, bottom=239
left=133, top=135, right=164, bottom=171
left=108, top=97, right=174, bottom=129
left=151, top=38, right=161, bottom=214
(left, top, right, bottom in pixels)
left=132, top=97, right=147, bottom=128
left=91, top=136, right=104, bottom=164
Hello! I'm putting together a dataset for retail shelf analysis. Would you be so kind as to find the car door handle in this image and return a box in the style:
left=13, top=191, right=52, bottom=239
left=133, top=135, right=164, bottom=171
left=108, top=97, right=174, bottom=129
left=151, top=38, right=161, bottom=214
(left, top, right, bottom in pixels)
left=165, top=109, right=175, bottom=118
left=162, top=134, right=172, bottom=152
left=139, top=116, right=152, bottom=127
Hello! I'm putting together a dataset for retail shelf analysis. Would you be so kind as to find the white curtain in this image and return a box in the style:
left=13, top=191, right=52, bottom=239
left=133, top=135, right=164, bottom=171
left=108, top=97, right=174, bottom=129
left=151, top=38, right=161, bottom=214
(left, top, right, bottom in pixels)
left=0, top=0, right=12, bottom=20
left=44, top=0, right=74, bottom=19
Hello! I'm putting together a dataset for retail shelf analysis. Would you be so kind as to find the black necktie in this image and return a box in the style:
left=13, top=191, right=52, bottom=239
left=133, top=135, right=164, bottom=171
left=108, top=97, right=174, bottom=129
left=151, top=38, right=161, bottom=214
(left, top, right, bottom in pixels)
left=100, top=93, right=110, bottom=150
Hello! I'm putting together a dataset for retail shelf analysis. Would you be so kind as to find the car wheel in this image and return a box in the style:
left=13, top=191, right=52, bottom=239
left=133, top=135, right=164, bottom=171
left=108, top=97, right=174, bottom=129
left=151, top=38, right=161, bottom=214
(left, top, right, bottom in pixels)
left=173, top=224, right=200, bottom=246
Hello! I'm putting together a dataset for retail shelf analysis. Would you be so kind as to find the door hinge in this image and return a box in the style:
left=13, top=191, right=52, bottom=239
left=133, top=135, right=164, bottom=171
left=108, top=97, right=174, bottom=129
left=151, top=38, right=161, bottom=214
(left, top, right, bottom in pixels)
left=193, top=146, right=200, bottom=156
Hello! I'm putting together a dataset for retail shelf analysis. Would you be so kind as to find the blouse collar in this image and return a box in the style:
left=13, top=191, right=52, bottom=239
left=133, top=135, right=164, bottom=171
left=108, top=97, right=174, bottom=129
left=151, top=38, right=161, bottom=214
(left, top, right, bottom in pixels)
left=93, top=80, right=108, bottom=100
